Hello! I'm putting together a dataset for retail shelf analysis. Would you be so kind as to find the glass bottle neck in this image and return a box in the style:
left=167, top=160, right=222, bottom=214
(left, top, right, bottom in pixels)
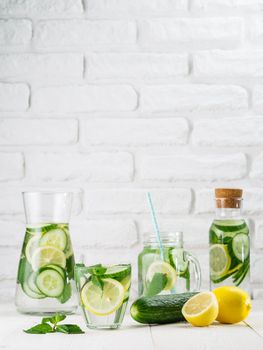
left=215, top=207, right=243, bottom=220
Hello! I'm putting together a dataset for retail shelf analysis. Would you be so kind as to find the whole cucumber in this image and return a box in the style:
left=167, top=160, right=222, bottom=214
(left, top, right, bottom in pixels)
left=130, top=292, right=197, bottom=324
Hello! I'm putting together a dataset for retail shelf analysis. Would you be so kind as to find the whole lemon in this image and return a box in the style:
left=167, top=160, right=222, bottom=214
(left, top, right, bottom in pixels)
left=213, top=286, right=251, bottom=324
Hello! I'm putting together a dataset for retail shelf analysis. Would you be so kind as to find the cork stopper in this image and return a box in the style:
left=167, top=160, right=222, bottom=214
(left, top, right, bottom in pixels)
left=215, top=188, right=243, bottom=208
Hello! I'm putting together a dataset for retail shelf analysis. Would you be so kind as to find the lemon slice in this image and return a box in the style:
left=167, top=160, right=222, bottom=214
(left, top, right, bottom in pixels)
left=146, top=261, right=177, bottom=291
left=182, top=291, right=219, bottom=327
left=31, top=246, right=66, bottom=271
left=209, top=244, right=231, bottom=278
left=120, top=275, right=131, bottom=291
left=81, top=278, right=124, bottom=316
left=25, top=235, right=41, bottom=263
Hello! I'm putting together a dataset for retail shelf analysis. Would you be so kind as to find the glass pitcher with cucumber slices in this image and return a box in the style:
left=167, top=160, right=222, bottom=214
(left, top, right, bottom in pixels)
left=209, top=188, right=250, bottom=294
left=138, top=232, right=201, bottom=297
left=15, top=191, right=78, bottom=315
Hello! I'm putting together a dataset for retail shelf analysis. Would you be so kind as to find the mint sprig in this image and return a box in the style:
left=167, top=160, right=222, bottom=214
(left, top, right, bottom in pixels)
left=144, top=273, right=168, bottom=297
left=24, top=313, right=85, bottom=334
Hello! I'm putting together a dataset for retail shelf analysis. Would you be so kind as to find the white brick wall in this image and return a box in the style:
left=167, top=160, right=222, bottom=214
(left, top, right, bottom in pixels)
left=0, top=0, right=263, bottom=301
left=141, top=85, right=248, bottom=113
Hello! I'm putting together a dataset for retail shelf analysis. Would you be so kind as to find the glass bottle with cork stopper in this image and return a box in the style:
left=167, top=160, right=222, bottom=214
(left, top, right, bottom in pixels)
left=209, top=188, right=250, bottom=294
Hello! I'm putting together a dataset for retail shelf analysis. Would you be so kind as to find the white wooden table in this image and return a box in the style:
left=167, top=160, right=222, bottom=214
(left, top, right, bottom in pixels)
left=1, top=302, right=263, bottom=350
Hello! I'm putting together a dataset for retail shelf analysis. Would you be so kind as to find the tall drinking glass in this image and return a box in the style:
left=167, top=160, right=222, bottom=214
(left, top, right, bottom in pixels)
left=15, top=191, right=78, bottom=315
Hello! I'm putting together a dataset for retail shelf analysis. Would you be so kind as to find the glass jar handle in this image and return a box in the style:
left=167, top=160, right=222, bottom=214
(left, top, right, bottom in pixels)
left=184, top=251, right=202, bottom=291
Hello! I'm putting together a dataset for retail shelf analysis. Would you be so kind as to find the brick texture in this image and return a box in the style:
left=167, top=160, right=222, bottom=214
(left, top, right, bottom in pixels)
left=0, top=19, right=32, bottom=46
left=86, top=53, right=188, bottom=79
left=140, top=18, right=242, bottom=49
left=35, top=20, right=137, bottom=48
left=26, top=152, right=133, bottom=181
left=0, top=53, right=83, bottom=80
left=0, top=83, right=29, bottom=111
left=141, top=85, right=248, bottom=113
left=81, top=119, right=189, bottom=146
left=139, top=154, right=247, bottom=181
left=0, top=0, right=263, bottom=300
left=33, top=85, right=137, bottom=112
left=0, top=119, right=78, bottom=145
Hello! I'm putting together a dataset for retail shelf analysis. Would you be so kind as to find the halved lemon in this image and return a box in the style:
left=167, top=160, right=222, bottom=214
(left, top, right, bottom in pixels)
left=209, top=244, right=231, bottom=278
left=146, top=261, right=177, bottom=291
left=31, top=246, right=66, bottom=271
left=81, top=278, right=124, bottom=316
left=182, top=291, right=219, bottom=327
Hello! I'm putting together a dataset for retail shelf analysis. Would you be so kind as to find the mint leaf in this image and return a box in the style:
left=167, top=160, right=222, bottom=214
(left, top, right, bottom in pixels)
left=24, top=314, right=84, bottom=335
left=144, top=273, right=168, bottom=297
left=56, top=324, right=85, bottom=334
left=57, top=284, right=72, bottom=304
left=24, top=323, right=53, bottom=334
left=66, top=254, right=75, bottom=280
left=91, top=275, right=104, bottom=290
left=86, top=264, right=107, bottom=276
left=50, top=314, right=67, bottom=325
left=41, top=317, right=52, bottom=324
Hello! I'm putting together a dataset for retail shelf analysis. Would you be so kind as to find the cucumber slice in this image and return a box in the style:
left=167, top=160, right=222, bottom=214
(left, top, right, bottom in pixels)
left=42, top=264, right=66, bottom=279
left=39, top=229, right=67, bottom=251
left=169, top=249, right=188, bottom=276
left=232, top=233, right=249, bottom=261
left=22, top=279, right=45, bottom=299
left=36, top=269, right=65, bottom=297
left=27, top=272, right=43, bottom=295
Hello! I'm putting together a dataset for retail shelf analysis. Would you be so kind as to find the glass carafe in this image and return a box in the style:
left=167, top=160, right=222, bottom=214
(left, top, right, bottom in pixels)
left=209, top=188, right=250, bottom=294
left=15, top=191, right=78, bottom=315
left=138, top=232, right=201, bottom=297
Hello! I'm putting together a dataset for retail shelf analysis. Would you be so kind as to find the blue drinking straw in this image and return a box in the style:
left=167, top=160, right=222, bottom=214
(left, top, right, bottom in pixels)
left=147, top=192, right=164, bottom=261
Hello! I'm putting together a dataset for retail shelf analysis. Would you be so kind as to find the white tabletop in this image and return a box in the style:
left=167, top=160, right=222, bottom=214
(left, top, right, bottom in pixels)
left=1, top=302, right=263, bottom=350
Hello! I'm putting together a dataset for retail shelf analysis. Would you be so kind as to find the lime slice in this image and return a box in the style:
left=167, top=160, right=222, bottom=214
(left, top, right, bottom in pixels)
left=232, top=233, right=249, bottom=261
left=25, top=235, right=41, bottom=263
left=31, top=246, right=66, bottom=271
left=209, top=244, right=231, bottom=277
left=81, top=278, right=124, bottom=316
left=39, top=229, right=67, bottom=251
left=146, top=261, right=177, bottom=291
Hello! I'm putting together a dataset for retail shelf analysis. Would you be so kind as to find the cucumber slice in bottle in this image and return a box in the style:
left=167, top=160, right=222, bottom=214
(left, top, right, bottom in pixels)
left=42, top=264, right=66, bottom=279
left=169, top=249, right=188, bottom=276
left=27, top=272, right=43, bottom=295
left=36, top=269, right=65, bottom=297
left=232, top=233, right=249, bottom=261
left=39, top=229, right=67, bottom=251
left=22, top=279, right=45, bottom=299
